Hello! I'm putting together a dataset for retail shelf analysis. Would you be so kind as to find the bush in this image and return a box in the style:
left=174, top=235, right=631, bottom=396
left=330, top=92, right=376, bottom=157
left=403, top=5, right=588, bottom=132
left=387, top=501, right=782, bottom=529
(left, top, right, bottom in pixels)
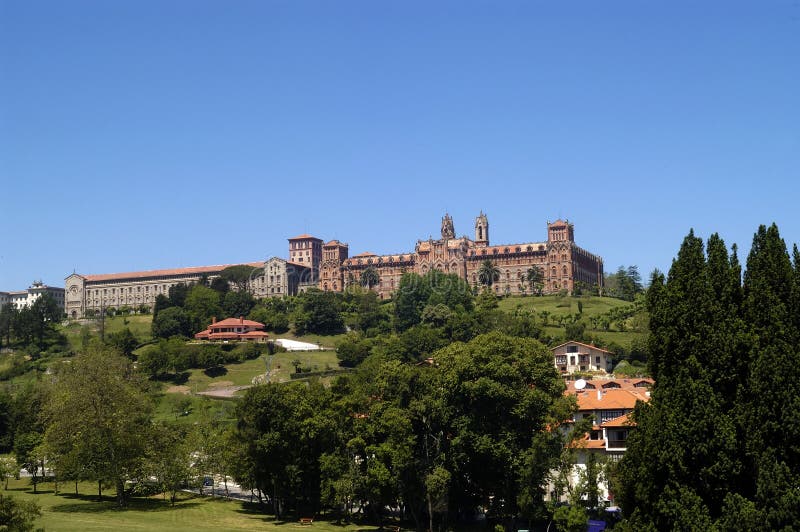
left=336, top=334, right=372, bottom=367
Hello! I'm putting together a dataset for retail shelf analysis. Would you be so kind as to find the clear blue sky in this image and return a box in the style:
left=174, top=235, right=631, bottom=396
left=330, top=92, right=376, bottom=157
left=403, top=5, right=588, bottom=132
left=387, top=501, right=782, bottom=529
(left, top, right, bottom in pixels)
left=1, top=0, right=798, bottom=290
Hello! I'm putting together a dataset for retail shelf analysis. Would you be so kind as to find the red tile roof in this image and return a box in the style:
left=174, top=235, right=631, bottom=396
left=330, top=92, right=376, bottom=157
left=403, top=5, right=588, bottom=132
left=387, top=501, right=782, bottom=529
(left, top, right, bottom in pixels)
left=565, top=378, right=654, bottom=393
left=601, top=413, right=635, bottom=428
left=81, top=262, right=263, bottom=282
left=574, top=388, right=649, bottom=411
left=288, top=234, right=322, bottom=241
left=211, top=318, right=264, bottom=328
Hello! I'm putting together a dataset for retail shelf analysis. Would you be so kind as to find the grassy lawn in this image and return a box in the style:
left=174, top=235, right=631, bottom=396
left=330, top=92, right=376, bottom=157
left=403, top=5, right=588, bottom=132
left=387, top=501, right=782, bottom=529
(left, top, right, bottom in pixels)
left=2, top=478, right=382, bottom=532
left=497, top=294, right=632, bottom=318
left=158, top=350, right=345, bottom=397
left=61, top=314, right=154, bottom=350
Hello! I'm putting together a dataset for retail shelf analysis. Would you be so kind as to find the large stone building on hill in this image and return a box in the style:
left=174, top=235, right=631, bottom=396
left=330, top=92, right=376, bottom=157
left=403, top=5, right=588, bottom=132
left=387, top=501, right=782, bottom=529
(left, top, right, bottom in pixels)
left=64, top=212, right=603, bottom=318
left=319, top=213, right=603, bottom=298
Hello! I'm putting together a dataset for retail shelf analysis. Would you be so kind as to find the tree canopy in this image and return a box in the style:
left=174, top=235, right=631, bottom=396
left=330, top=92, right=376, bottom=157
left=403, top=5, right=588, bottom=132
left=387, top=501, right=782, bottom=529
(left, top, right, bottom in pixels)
left=617, top=224, right=800, bottom=530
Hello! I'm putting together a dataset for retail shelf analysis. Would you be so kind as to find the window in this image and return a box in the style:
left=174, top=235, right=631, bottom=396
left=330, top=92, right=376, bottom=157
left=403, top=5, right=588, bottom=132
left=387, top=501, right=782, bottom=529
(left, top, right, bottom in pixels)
left=600, top=410, right=625, bottom=422
left=595, top=356, right=601, bottom=364
left=567, top=345, right=578, bottom=353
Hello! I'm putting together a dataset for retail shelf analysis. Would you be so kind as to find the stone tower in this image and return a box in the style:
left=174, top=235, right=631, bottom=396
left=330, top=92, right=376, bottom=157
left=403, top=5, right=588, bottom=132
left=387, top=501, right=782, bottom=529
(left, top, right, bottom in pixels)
left=441, top=213, right=455, bottom=239
left=474, top=211, right=489, bottom=246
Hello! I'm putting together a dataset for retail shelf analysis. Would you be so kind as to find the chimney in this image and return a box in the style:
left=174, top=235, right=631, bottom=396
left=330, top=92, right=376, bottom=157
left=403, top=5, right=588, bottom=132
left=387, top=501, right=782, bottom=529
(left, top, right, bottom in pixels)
left=240, top=316, right=244, bottom=324
left=212, top=316, right=216, bottom=324
left=597, top=389, right=603, bottom=401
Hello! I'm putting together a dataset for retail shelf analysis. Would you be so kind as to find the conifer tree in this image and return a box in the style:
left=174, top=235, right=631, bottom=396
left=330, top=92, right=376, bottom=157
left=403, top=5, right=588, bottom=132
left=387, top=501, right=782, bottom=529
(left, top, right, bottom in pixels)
left=617, top=231, right=743, bottom=527
left=741, top=224, right=800, bottom=529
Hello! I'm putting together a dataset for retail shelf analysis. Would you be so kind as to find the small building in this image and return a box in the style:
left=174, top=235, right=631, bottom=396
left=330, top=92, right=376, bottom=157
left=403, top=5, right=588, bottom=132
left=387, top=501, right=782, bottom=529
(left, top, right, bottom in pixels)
left=194, top=317, right=269, bottom=342
left=552, top=341, right=614, bottom=374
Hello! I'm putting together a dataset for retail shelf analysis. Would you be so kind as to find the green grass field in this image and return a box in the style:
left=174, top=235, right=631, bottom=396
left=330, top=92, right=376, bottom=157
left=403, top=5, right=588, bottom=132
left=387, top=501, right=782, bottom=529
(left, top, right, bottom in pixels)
left=164, top=350, right=345, bottom=394
left=61, top=314, right=155, bottom=350
left=497, top=294, right=631, bottom=317
left=498, top=295, right=646, bottom=350
left=2, top=478, right=383, bottom=532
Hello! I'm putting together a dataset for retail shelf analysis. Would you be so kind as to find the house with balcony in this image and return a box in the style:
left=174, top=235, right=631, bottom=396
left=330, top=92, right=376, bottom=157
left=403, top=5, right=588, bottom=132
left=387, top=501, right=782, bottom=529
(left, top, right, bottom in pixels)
left=548, top=378, right=653, bottom=504
left=552, top=341, right=614, bottom=374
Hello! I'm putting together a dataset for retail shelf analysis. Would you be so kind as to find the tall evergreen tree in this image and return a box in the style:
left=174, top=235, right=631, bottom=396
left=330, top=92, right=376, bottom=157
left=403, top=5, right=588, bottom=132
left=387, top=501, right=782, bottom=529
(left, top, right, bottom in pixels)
left=618, top=230, right=744, bottom=527
left=741, top=224, right=800, bottom=529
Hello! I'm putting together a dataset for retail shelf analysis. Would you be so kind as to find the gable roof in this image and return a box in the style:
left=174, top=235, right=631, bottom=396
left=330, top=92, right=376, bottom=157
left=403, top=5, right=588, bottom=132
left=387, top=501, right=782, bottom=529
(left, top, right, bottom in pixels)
left=552, top=341, right=614, bottom=354
left=211, top=317, right=265, bottom=328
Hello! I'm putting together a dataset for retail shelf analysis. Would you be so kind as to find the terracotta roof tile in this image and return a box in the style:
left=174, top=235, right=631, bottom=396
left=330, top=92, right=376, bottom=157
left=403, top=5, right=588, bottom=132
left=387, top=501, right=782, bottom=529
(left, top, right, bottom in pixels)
left=565, top=378, right=653, bottom=393
left=601, top=413, right=635, bottom=428
left=288, top=234, right=322, bottom=241
left=82, top=262, right=263, bottom=282
left=211, top=318, right=265, bottom=328
left=574, top=388, right=649, bottom=411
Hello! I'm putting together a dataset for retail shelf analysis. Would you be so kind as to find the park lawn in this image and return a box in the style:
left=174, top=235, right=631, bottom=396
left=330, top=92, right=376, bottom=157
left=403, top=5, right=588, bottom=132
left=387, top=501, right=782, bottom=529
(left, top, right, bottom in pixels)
left=105, top=314, right=154, bottom=341
left=497, top=294, right=633, bottom=318
left=3, top=478, right=382, bottom=532
left=169, top=350, right=345, bottom=395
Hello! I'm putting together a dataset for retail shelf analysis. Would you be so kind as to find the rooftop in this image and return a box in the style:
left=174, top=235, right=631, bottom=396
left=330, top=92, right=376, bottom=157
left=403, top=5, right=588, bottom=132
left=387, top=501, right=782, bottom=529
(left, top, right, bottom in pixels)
left=75, top=262, right=263, bottom=283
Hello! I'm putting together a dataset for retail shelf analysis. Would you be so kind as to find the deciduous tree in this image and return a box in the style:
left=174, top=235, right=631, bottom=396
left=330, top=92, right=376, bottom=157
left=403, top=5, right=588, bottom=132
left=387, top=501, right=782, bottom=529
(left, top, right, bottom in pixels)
left=43, top=344, right=153, bottom=507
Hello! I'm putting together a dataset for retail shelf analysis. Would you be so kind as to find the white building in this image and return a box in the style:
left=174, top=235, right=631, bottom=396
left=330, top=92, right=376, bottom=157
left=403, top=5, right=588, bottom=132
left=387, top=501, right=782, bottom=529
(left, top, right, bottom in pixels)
left=0, top=281, right=65, bottom=312
left=548, top=378, right=653, bottom=505
left=552, top=341, right=614, bottom=374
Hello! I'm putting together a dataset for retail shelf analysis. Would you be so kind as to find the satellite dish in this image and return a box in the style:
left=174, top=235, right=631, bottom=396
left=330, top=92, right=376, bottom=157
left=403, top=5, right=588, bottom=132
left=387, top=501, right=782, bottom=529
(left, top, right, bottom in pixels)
left=574, top=379, right=587, bottom=391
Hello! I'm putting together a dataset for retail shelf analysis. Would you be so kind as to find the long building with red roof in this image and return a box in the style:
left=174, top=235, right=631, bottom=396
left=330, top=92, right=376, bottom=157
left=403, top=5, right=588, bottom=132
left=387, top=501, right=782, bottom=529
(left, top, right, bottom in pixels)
left=65, top=262, right=262, bottom=319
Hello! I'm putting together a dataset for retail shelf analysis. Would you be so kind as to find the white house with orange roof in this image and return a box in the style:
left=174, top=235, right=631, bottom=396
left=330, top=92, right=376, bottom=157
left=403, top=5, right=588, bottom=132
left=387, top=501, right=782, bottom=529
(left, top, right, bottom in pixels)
left=548, top=378, right=652, bottom=505
left=552, top=341, right=614, bottom=374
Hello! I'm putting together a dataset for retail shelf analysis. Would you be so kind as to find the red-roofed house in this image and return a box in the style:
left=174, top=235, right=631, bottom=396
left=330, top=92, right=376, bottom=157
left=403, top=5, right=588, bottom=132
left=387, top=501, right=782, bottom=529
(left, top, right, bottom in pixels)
left=548, top=379, right=651, bottom=505
left=194, top=317, right=269, bottom=342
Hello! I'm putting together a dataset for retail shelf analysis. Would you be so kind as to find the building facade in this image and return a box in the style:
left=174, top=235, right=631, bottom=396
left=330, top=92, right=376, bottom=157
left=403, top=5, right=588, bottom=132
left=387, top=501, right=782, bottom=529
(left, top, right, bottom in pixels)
left=251, top=257, right=312, bottom=299
left=548, top=378, right=653, bottom=504
left=318, top=213, right=603, bottom=298
left=65, top=258, right=315, bottom=319
left=552, top=341, right=614, bottom=374
left=65, top=263, right=261, bottom=319
left=0, top=281, right=65, bottom=313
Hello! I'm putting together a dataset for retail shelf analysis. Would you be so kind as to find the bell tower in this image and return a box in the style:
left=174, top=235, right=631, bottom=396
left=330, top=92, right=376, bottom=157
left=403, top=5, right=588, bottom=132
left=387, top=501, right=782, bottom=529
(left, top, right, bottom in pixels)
left=475, top=211, right=489, bottom=247
left=441, top=213, right=455, bottom=239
